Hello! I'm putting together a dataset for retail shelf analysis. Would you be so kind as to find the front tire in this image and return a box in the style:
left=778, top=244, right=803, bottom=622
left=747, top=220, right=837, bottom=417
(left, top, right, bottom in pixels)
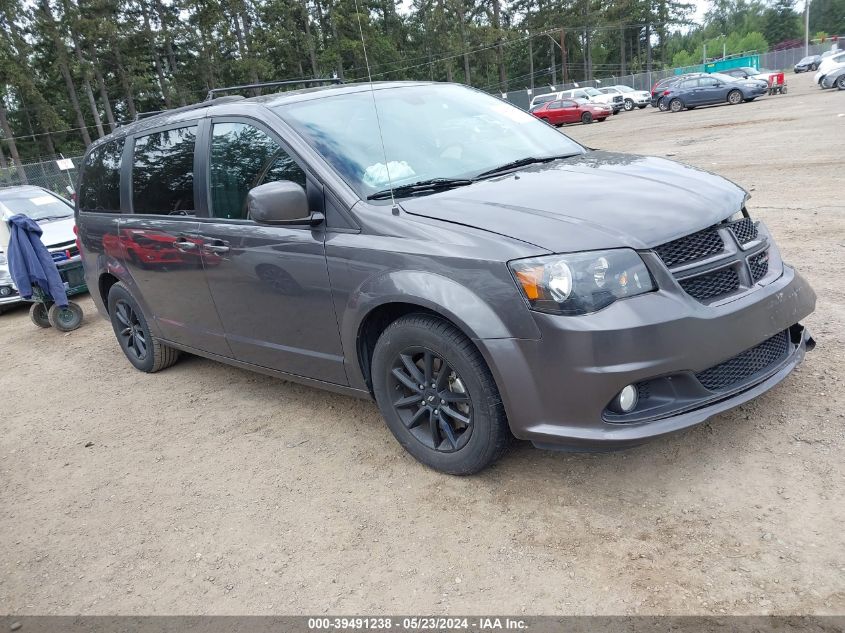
left=108, top=282, right=180, bottom=373
left=580, top=111, right=593, bottom=124
left=371, top=314, right=510, bottom=475
left=837, top=75, right=845, bottom=90
left=658, top=98, right=669, bottom=112
left=727, top=89, right=742, bottom=105
left=623, top=99, right=634, bottom=111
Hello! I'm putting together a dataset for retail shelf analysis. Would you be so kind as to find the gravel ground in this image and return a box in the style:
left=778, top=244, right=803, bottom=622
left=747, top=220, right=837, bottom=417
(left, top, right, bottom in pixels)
left=1, top=77, right=843, bottom=616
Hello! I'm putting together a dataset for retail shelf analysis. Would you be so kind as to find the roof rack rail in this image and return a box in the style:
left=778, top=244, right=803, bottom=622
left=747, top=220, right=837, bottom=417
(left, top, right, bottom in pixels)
left=205, top=78, right=343, bottom=101
left=133, top=95, right=246, bottom=122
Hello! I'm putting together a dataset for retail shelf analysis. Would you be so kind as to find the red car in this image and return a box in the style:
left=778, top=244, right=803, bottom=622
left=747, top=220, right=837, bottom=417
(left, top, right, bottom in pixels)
left=531, top=98, right=612, bottom=125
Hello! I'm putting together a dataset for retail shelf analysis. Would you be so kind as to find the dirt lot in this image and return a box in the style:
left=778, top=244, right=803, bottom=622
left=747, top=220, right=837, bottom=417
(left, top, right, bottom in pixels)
left=1, top=78, right=844, bottom=616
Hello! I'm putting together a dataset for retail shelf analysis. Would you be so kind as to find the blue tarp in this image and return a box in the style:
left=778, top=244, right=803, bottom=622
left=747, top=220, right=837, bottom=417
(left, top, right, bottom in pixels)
left=5, top=214, right=68, bottom=307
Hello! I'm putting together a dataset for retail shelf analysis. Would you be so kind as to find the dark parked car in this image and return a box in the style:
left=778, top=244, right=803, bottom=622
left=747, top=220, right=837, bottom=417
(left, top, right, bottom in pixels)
left=650, top=73, right=706, bottom=107
left=661, top=73, right=768, bottom=112
left=76, top=80, right=816, bottom=475
left=794, top=55, right=822, bottom=72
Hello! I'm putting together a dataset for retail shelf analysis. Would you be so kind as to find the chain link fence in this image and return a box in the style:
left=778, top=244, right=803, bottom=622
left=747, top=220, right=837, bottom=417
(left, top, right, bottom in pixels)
left=0, top=156, right=82, bottom=196
left=500, top=42, right=838, bottom=110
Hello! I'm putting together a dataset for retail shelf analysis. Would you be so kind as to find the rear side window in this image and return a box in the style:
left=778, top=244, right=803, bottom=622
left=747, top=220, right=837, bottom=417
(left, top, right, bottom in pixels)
left=132, top=125, right=197, bottom=215
left=209, top=122, right=306, bottom=221
left=78, top=139, right=124, bottom=213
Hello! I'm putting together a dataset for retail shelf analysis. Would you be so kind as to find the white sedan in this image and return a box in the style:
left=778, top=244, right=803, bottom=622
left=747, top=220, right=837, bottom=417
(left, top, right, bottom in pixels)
left=599, top=86, right=650, bottom=111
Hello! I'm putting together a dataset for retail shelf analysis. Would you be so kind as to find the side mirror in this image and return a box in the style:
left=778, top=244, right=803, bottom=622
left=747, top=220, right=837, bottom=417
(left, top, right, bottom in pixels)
left=247, top=181, right=323, bottom=226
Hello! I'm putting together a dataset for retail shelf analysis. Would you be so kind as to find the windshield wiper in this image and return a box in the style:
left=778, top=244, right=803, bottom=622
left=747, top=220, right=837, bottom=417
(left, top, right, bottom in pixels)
left=367, top=178, right=474, bottom=200
left=474, top=154, right=579, bottom=179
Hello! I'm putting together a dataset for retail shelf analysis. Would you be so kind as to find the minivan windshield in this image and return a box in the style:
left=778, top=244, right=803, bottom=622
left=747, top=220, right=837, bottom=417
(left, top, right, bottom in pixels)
left=276, top=84, right=585, bottom=199
left=0, top=191, right=73, bottom=222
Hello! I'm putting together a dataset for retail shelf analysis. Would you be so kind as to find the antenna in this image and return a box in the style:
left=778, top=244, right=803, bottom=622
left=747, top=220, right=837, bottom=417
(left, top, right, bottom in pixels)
left=353, top=0, right=398, bottom=212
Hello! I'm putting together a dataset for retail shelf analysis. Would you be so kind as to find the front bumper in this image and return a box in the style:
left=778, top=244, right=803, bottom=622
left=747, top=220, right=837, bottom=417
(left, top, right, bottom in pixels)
left=479, top=264, right=815, bottom=450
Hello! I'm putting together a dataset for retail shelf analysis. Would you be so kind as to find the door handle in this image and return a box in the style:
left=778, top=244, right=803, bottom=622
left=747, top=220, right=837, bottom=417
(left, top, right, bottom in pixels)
left=173, top=238, right=198, bottom=251
left=204, top=244, right=230, bottom=254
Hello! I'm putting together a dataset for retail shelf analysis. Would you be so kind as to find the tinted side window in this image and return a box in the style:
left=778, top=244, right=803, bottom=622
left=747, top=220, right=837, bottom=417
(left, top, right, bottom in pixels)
left=78, top=139, right=124, bottom=213
left=209, top=122, right=306, bottom=221
left=548, top=101, right=563, bottom=110
left=132, top=126, right=197, bottom=215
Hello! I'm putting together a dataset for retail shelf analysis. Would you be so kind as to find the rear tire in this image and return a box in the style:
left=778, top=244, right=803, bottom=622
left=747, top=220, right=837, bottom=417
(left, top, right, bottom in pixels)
left=837, top=75, right=845, bottom=90
left=48, top=302, right=83, bottom=332
left=727, top=89, right=742, bottom=105
left=107, top=282, right=180, bottom=373
left=580, top=112, right=593, bottom=124
left=371, top=314, right=510, bottom=475
left=29, top=303, right=51, bottom=328
left=669, top=98, right=683, bottom=113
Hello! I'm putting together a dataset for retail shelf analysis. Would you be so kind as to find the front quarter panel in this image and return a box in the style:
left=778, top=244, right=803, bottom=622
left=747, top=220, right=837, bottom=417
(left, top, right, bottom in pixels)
left=327, top=205, right=544, bottom=390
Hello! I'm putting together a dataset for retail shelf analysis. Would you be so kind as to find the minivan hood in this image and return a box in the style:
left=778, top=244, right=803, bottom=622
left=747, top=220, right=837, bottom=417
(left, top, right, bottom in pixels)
left=400, top=151, right=747, bottom=253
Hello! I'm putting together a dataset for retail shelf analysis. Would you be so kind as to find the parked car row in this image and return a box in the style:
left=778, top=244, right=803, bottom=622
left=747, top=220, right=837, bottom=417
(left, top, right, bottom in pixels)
left=527, top=83, right=652, bottom=126
left=649, top=70, right=772, bottom=113
left=529, top=86, right=625, bottom=115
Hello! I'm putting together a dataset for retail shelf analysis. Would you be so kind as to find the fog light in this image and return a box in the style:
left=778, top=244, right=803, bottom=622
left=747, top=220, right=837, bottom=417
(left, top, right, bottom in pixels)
left=612, top=384, right=638, bottom=413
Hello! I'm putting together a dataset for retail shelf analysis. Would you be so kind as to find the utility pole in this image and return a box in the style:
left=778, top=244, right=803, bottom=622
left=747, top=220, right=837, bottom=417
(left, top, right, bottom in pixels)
left=528, top=34, right=534, bottom=93
left=560, top=29, right=567, bottom=84
left=620, top=24, right=626, bottom=76
left=804, top=0, right=810, bottom=56
left=703, top=43, right=707, bottom=64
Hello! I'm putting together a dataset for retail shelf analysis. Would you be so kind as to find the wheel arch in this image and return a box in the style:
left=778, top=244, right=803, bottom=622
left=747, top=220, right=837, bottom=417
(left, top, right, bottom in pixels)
left=98, top=272, right=121, bottom=313
left=344, top=270, right=531, bottom=394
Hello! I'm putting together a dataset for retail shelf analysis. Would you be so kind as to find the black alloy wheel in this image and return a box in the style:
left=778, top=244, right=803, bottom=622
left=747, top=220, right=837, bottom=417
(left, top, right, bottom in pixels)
left=114, top=299, right=148, bottom=362
left=388, top=347, right=473, bottom=453
left=371, top=314, right=510, bottom=475
left=107, top=282, right=180, bottom=373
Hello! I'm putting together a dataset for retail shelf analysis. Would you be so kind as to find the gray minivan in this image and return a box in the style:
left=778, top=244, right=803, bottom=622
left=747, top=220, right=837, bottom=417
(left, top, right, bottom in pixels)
left=76, top=80, right=816, bottom=474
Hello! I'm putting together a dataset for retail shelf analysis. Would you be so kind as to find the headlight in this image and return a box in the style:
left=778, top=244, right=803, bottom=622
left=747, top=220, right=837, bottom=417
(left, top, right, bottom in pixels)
left=510, top=249, right=655, bottom=315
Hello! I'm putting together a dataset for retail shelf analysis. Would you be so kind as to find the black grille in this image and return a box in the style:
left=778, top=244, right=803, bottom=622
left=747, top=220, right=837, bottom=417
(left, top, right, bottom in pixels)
left=654, top=226, right=724, bottom=268
left=728, top=217, right=758, bottom=244
left=749, top=250, right=769, bottom=282
left=678, top=267, right=740, bottom=301
left=695, top=330, right=790, bottom=391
